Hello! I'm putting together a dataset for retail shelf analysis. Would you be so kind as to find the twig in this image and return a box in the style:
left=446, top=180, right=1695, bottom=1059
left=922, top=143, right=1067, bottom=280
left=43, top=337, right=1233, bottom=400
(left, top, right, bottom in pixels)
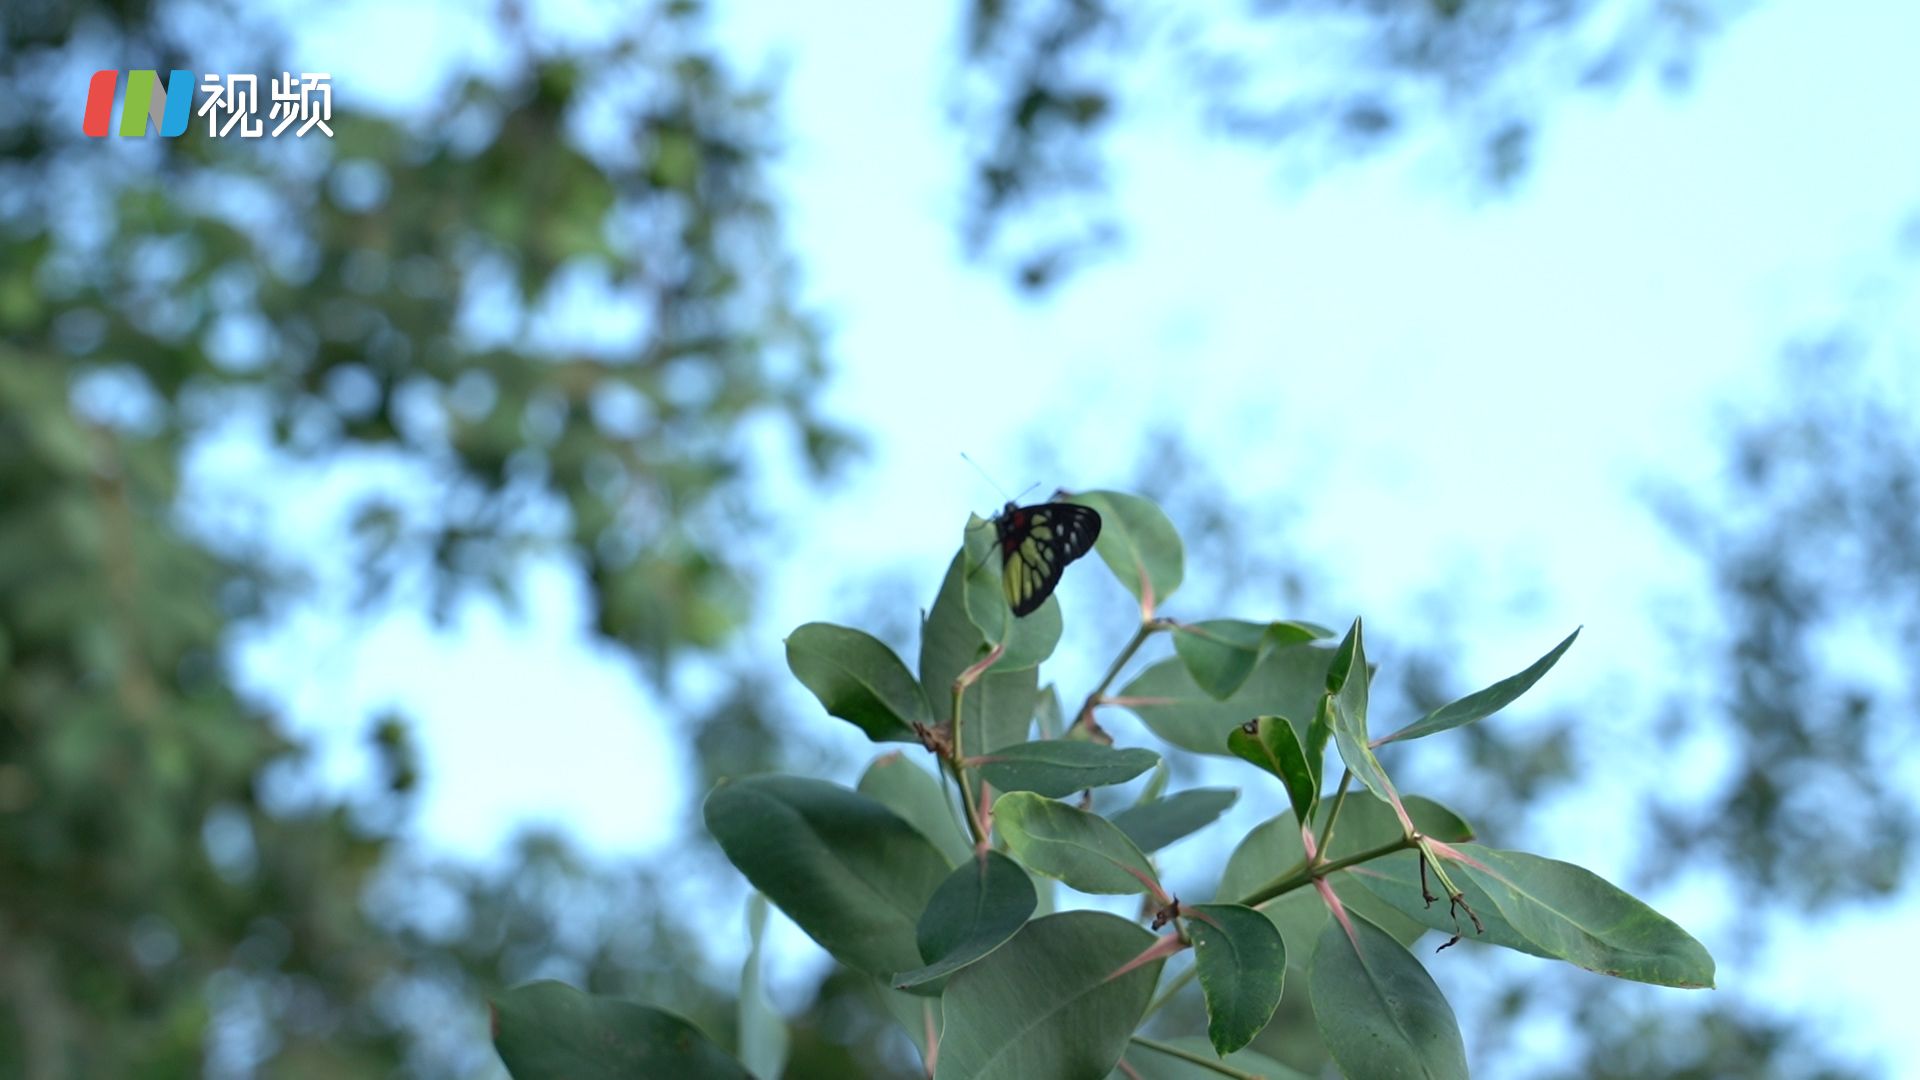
left=1067, top=619, right=1169, bottom=736
left=1126, top=1036, right=1269, bottom=1080
left=1314, top=769, right=1354, bottom=857
left=1234, top=834, right=1418, bottom=909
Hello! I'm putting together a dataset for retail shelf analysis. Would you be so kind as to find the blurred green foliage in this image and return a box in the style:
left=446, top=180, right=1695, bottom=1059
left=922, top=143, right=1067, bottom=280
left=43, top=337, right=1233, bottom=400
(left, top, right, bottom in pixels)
left=0, top=0, right=852, bottom=1073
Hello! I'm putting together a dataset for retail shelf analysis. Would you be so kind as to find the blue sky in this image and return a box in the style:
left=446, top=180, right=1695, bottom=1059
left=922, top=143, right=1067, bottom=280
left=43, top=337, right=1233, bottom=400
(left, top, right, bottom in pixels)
left=250, top=0, right=1920, bottom=1072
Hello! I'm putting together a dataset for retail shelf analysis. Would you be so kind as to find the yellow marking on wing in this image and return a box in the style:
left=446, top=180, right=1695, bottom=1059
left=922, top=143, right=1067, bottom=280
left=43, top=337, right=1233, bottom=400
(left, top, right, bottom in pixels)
left=1020, top=537, right=1046, bottom=565
left=1004, top=560, right=1030, bottom=606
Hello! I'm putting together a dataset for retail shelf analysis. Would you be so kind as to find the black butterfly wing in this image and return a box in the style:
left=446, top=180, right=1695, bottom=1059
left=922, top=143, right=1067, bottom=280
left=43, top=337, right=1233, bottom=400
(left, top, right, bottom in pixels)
left=997, top=502, right=1103, bottom=616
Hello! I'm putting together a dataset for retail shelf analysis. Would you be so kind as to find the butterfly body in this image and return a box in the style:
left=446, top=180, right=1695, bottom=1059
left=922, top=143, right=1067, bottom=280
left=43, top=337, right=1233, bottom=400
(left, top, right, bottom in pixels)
left=991, top=499, right=1102, bottom=616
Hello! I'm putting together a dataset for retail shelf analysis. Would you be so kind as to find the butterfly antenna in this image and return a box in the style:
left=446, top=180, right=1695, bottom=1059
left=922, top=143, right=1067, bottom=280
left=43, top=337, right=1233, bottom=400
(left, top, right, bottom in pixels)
left=959, top=452, right=1012, bottom=502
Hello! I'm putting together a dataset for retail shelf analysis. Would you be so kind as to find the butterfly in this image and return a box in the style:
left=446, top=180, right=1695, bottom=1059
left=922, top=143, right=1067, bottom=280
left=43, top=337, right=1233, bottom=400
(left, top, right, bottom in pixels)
left=991, top=500, right=1102, bottom=616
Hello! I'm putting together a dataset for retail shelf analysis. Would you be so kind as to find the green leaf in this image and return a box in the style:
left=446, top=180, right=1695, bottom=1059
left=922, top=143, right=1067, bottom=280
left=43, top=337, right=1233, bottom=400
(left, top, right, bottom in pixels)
left=1226, top=715, right=1319, bottom=826
left=1217, top=875, right=1324, bottom=986
left=858, top=752, right=970, bottom=867
left=1135, top=758, right=1170, bottom=805
left=1172, top=619, right=1265, bottom=699
left=921, top=546, right=986, bottom=724
left=1116, top=645, right=1335, bottom=756
left=1186, top=903, right=1287, bottom=1056
left=1341, top=850, right=1555, bottom=961
left=1215, top=798, right=1475, bottom=975
left=1305, top=695, right=1333, bottom=781
left=1172, top=619, right=1329, bottom=699
left=785, top=622, right=928, bottom=742
left=704, top=776, right=950, bottom=978
left=964, top=665, right=1040, bottom=763
left=894, top=850, right=1037, bottom=994
left=1035, top=683, right=1067, bottom=739
left=1064, top=490, right=1184, bottom=612
left=1447, top=845, right=1716, bottom=988
left=492, top=980, right=750, bottom=1079
left=1324, top=619, right=1399, bottom=809
left=1279, top=620, right=1336, bottom=641
left=1310, top=915, right=1468, bottom=1080
left=1377, top=628, right=1581, bottom=745
left=935, top=911, right=1164, bottom=1080
left=974, top=741, right=1160, bottom=798
left=995, top=792, right=1162, bottom=896
left=958, top=524, right=1064, bottom=668
left=1027, top=859, right=1058, bottom=918
left=1110, top=787, right=1239, bottom=853
left=1325, top=617, right=1364, bottom=697
left=920, top=553, right=1038, bottom=758
left=738, top=894, right=789, bottom=1080
left=1264, top=620, right=1331, bottom=648
left=1108, top=1036, right=1312, bottom=1080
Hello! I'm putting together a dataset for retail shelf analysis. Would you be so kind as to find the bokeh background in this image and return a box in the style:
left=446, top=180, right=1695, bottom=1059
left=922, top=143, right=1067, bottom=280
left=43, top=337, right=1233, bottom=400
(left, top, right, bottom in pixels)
left=3, top=0, right=1917, bottom=1075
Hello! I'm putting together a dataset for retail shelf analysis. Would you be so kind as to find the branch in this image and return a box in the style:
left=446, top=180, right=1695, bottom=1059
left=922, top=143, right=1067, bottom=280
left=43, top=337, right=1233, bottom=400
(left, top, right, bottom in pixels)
left=948, top=643, right=1005, bottom=848
left=1233, top=834, right=1418, bottom=909
left=1066, top=618, right=1169, bottom=737
left=1125, top=1036, right=1269, bottom=1080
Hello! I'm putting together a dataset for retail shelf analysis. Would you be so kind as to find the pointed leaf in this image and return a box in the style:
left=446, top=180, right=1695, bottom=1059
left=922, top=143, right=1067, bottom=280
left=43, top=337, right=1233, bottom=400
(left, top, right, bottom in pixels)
left=1447, top=844, right=1716, bottom=988
left=1342, top=850, right=1555, bottom=961
left=1273, top=620, right=1335, bottom=643
left=858, top=752, right=970, bottom=867
left=1063, top=490, right=1183, bottom=612
left=1324, top=619, right=1400, bottom=809
left=705, top=776, right=950, bottom=978
left=1325, top=617, right=1365, bottom=698
left=1110, top=787, right=1239, bottom=852
left=492, top=981, right=750, bottom=1080
left=1035, top=683, right=1067, bottom=739
left=895, top=850, right=1037, bottom=993
left=995, top=792, right=1162, bottom=896
left=975, top=741, right=1160, bottom=798
left=936, top=911, right=1164, bottom=1080
left=786, top=622, right=928, bottom=742
left=1173, top=619, right=1329, bottom=699
left=1135, top=759, right=1171, bottom=805
left=1172, top=619, right=1266, bottom=699
left=1378, top=628, right=1581, bottom=745
left=1186, top=903, right=1287, bottom=1055
left=1310, top=915, right=1468, bottom=1080
left=1226, top=715, right=1319, bottom=825
left=1305, top=694, right=1333, bottom=779
left=1116, top=645, right=1335, bottom=756
left=738, top=895, right=790, bottom=1080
